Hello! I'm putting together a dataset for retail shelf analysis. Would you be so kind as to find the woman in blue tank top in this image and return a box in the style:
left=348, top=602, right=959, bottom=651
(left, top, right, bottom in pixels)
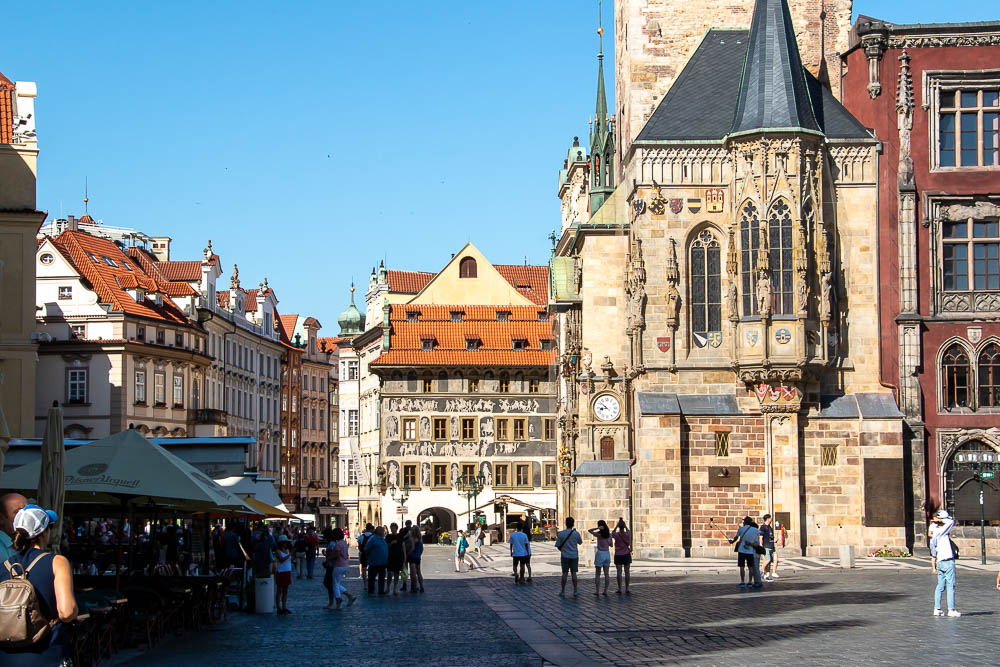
left=0, top=505, right=78, bottom=666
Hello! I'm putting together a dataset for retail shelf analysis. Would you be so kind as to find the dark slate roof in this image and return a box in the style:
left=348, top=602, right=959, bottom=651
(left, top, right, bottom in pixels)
left=635, top=30, right=870, bottom=142
left=731, top=0, right=819, bottom=134
left=816, top=393, right=903, bottom=419
left=573, top=460, right=631, bottom=476
left=637, top=393, right=742, bottom=416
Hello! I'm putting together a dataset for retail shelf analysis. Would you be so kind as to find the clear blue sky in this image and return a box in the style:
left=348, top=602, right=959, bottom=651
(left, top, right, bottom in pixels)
left=5, top=2, right=995, bottom=331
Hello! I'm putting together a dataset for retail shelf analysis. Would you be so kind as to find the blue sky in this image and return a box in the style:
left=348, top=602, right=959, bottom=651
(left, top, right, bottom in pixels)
left=5, top=2, right=996, bottom=331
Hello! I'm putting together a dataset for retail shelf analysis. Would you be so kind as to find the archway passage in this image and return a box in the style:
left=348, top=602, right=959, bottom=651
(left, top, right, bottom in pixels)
left=416, top=507, right=457, bottom=543
left=945, top=440, right=1000, bottom=523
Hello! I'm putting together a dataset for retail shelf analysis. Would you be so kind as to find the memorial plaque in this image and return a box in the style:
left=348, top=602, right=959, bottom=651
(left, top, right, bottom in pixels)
left=864, top=458, right=905, bottom=527
left=707, top=466, right=740, bottom=487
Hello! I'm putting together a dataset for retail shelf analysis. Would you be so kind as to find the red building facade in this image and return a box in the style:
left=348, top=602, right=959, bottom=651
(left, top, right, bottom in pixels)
left=842, top=18, right=1000, bottom=551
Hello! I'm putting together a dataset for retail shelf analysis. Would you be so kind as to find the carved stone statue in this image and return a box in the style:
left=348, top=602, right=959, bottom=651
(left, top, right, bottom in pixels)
left=626, top=284, right=647, bottom=331
left=756, top=271, right=772, bottom=317
left=820, top=271, right=833, bottom=321
left=666, top=283, right=681, bottom=326
left=795, top=276, right=809, bottom=314
left=204, top=240, right=213, bottom=262
left=230, top=264, right=240, bottom=290
left=726, top=280, right=739, bottom=319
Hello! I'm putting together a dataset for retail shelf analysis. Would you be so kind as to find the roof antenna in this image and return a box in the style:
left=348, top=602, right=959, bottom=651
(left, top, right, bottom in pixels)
left=84, top=177, right=89, bottom=215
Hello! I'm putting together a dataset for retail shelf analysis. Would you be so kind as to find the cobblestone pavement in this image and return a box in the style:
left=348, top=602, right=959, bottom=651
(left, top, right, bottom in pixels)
left=117, top=546, right=1000, bottom=666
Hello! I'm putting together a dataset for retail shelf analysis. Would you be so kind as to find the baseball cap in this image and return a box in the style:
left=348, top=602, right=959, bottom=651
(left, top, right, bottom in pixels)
left=277, top=534, right=290, bottom=543
left=934, top=509, right=951, bottom=520
left=14, top=505, right=58, bottom=539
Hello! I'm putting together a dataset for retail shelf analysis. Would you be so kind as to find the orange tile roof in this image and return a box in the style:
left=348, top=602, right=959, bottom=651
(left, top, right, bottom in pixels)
left=52, top=231, right=194, bottom=326
left=318, top=336, right=350, bottom=350
left=157, top=260, right=203, bottom=282
left=370, top=305, right=555, bottom=368
left=126, top=247, right=198, bottom=298
left=386, top=270, right=435, bottom=294
left=0, top=74, right=13, bottom=145
left=495, top=265, right=549, bottom=305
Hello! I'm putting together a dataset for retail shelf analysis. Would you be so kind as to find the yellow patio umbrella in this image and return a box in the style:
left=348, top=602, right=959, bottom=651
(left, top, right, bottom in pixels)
left=37, top=404, right=66, bottom=554
left=242, top=496, right=296, bottom=519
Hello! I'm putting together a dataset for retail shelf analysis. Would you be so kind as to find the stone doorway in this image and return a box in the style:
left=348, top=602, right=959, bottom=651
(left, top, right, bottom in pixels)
left=416, top=506, right=457, bottom=543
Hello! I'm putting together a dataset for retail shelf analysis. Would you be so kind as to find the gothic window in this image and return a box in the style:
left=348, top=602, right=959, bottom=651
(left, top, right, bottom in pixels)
left=739, top=202, right=760, bottom=316
left=604, top=147, right=613, bottom=188
left=979, top=343, right=1000, bottom=407
left=690, top=230, right=722, bottom=336
left=459, top=257, right=477, bottom=279
left=593, top=154, right=601, bottom=186
left=944, top=441, right=1000, bottom=523
left=769, top=200, right=794, bottom=314
left=942, top=344, right=971, bottom=409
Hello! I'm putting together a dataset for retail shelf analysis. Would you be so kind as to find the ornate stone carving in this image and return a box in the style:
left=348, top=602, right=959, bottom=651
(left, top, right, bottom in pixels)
left=896, top=50, right=915, bottom=189
left=230, top=264, right=240, bottom=290
left=664, top=238, right=681, bottom=328
left=819, top=271, right=833, bottom=322
left=756, top=271, right=772, bottom=318
left=888, top=33, right=1000, bottom=50
left=860, top=29, right=887, bottom=99
left=943, top=201, right=1000, bottom=221
left=204, top=240, right=213, bottom=262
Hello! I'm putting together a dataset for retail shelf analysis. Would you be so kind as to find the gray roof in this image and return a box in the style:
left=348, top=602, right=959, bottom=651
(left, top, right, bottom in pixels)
left=635, top=29, right=870, bottom=142
left=637, top=392, right=742, bottom=416
left=816, top=393, right=903, bottom=419
left=574, top=460, right=631, bottom=476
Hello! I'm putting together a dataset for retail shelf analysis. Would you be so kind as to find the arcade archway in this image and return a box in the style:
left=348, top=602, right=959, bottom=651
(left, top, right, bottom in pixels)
left=416, top=507, right=457, bottom=543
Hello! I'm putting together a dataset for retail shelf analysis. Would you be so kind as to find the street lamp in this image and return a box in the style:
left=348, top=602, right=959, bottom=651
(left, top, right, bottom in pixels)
left=455, top=472, right=486, bottom=532
left=954, top=449, right=998, bottom=565
left=389, top=480, right=412, bottom=523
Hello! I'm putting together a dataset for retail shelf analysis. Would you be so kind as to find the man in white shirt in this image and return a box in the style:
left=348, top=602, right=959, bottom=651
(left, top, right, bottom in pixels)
left=555, top=516, right=583, bottom=596
left=930, top=509, right=960, bottom=617
left=0, top=493, right=28, bottom=563
left=509, top=522, right=530, bottom=583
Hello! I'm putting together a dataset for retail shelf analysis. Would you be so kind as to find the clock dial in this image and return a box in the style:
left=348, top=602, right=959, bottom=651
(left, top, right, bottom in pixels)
left=594, top=395, right=621, bottom=422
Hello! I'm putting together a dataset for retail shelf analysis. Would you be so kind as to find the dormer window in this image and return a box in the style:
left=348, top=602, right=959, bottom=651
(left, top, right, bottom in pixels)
left=537, top=311, right=549, bottom=321
left=121, top=260, right=133, bottom=271
left=406, top=310, right=420, bottom=323
left=497, top=310, right=511, bottom=322
left=450, top=310, right=464, bottom=322
left=459, top=257, right=477, bottom=278
left=512, top=339, right=528, bottom=351
left=540, top=339, right=554, bottom=351
left=465, top=337, right=481, bottom=351
left=421, top=337, right=436, bottom=352
left=86, top=252, right=99, bottom=264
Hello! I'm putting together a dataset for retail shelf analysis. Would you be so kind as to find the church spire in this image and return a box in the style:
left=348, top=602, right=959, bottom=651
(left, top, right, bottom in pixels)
left=589, top=0, right=615, bottom=215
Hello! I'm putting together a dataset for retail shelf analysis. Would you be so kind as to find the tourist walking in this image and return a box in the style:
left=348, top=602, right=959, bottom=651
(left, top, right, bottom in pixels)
left=521, top=523, right=533, bottom=583
left=0, top=505, right=79, bottom=666
left=556, top=516, right=583, bottom=596
left=293, top=530, right=307, bottom=579
left=454, top=530, right=471, bottom=572
left=728, top=517, right=763, bottom=589
left=474, top=523, right=486, bottom=559
left=364, top=526, right=388, bottom=595
left=760, top=514, right=777, bottom=582
left=930, top=509, right=960, bottom=617
left=305, top=528, right=319, bottom=579
left=274, top=535, right=293, bottom=614
left=357, top=523, right=374, bottom=588
left=406, top=527, right=425, bottom=593
left=323, top=528, right=356, bottom=609
left=509, top=522, right=530, bottom=583
left=612, top=517, right=632, bottom=594
left=386, top=523, right=406, bottom=595
left=588, top=520, right=613, bottom=596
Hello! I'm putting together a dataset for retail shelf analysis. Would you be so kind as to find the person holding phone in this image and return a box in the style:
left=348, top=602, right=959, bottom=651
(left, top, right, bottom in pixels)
left=612, top=517, right=632, bottom=594
left=729, top=516, right=763, bottom=589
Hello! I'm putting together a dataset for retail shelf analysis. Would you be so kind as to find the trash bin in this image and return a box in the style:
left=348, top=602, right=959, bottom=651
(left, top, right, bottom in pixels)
left=838, top=545, right=855, bottom=569
left=254, top=576, right=275, bottom=613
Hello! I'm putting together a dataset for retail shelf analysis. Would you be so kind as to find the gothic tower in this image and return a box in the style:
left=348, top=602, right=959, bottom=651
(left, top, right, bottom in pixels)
left=589, top=23, right=616, bottom=215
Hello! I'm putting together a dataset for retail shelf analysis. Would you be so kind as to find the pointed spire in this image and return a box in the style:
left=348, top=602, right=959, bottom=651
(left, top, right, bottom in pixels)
left=589, top=0, right=615, bottom=215
left=896, top=50, right=913, bottom=114
left=730, top=0, right=820, bottom=136
left=592, top=0, right=609, bottom=148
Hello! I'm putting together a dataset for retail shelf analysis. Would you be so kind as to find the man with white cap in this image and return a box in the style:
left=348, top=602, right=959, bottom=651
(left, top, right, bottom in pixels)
left=0, top=493, right=28, bottom=562
left=929, top=509, right=960, bottom=617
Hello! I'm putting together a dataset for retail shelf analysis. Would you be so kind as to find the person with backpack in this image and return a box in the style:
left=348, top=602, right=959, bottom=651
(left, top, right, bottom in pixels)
left=930, top=509, right=961, bottom=617
left=728, top=516, right=763, bottom=589
left=357, top=523, right=374, bottom=588
left=454, top=530, right=471, bottom=573
left=556, top=516, right=583, bottom=596
left=0, top=505, right=78, bottom=665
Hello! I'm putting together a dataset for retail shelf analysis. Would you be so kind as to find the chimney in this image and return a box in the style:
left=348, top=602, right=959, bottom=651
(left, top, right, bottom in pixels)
left=150, top=236, right=172, bottom=261
left=66, top=215, right=77, bottom=232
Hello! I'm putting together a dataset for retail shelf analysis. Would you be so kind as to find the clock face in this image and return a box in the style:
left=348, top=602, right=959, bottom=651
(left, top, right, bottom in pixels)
left=594, top=394, right=621, bottom=422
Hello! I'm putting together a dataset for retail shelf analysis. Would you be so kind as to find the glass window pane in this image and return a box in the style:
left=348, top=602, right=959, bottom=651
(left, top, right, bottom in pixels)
left=961, top=91, right=978, bottom=108
left=985, top=91, right=1000, bottom=107
left=707, top=246, right=721, bottom=332
left=944, top=221, right=967, bottom=239
left=942, top=90, right=957, bottom=108
left=973, top=220, right=998, bottom=238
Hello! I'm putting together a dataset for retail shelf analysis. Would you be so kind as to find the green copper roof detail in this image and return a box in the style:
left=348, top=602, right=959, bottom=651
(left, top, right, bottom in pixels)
left=337, top=283, right=365, bottom=336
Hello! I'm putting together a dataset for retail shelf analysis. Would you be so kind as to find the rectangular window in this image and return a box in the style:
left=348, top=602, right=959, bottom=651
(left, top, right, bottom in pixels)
left=468, top=378, right=479, bottom=393
left=67, top=369, right=87, bottom=404
left=402, top=418, right=416, bottom=441
left=499, top=376, right=510, bottom=393
left=494, top=463, right=509, bottom=488
left=137, top=326, right=145, bottom=341
left=515, top=464, right=530, bottom=487
left=346, top=459, right=357, bottom=486
left=461, top=417, right=476, bottom=440
left=821, top=444, right=838, bottom=466
left=513, top=418, right=526, bottom=441
left=512, top=339, right=528, bottom=351
left=347, top=360, right=359, bottom=380
left=403, top=464, right=417, bottom=488
left=135, top=370, right=146, bottom=403
left=156, top=330, right=164, bottom=344
left=497, top=310, right=510, bottom=322
left=58, top=286, right=72, bottom=300
left=715, top=431, right=730, bottom=457
left=348, top=409, right=359, bottom=436
left=495, top=419, right=509, bottom=441
left=450, top=311, right=463, bottom=322
left=939, top=87, right=1000, bottom=168
left=175, top=333, right=183, bottom=346
left=433, top=417, right=447, bottom=441
left=433, top=464, right=449, bottom=488
left=70, top=324, right=85, bottom=339
left=461, top=463, right=476, bottom=482
left=406, top=311, right=419, bottom=323
left=544, top=463, right=557, bottom=487
left=422, top=378, right=433, bottom=393
left=466, top=338, right=481, bottom=351
left=172, top=375, right=183, bottom=406
left=942, top=218, right=999, bottom=292
left=540, top=339, right=554, bottom=351
left=544, top=418, right=555, bottom=441
left=528, top=379, right=540, bottom=393
left=154, top=373, right=165, bottom=405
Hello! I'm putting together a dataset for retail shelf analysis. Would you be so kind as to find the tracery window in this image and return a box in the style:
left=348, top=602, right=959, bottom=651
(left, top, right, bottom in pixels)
left=942, top=343, right=971, bottom=409
left=979, top=343, right=1000, bottom=407
left=739, top=202, right=760, bottom=316
left=769, top=200, right=794, bottom=314
left=690, top=230, right=721, bottom=337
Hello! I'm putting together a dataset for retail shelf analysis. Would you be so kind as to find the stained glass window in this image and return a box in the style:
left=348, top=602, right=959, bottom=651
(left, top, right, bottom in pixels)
left=691, top=230, right=722, bottom=335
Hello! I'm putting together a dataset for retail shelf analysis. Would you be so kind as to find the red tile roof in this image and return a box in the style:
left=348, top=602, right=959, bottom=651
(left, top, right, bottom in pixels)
left=157, top=260, right=203, bottom=282
left=495, top=265, right=549, bottom=305
left=0, top=74, right=13, bottom=145
left=126, top=247, right=198, bottom=298
left=370, top=305, right=555, bottom=368
left=386, top=270, right=435, bottom=294
left=318, top=336, right=350, bottom=350
left=51, top=231, right=194, bottom=326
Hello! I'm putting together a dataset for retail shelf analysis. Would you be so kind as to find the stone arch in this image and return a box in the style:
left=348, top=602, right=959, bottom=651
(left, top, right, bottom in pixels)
left=939, top=437, right=1000, bottom=521
left=937, top=337, right=975, bottom=410
left=416, top=506, right=457, bottom=542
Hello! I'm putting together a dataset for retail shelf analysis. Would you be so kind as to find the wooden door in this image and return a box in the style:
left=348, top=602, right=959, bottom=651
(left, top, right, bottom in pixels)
left=600, top=436, right=614, bottom=460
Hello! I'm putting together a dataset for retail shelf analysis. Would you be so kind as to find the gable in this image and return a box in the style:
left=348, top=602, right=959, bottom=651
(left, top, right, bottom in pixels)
left=407, top=243, right=536, bottom=307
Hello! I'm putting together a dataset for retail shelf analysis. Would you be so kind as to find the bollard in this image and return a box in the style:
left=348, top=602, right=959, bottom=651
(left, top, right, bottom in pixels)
left=838, top=544, right=855, bottom=569
left=254, top=576, right=275, bottom=613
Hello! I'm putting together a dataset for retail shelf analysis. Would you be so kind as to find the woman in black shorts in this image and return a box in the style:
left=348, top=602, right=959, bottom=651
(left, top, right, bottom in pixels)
left=611, top=517, right=632, bottom=594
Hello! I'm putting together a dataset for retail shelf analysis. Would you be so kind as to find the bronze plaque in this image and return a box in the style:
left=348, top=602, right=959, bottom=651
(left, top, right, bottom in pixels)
left=864, top=458, right=905, bottom=527
left=708, top=466, right=740, bottom=487
left=774, top=511, right=791, bottom=534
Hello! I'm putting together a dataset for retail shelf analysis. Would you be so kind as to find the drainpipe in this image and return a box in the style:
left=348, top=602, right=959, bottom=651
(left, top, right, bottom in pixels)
left=626, top=377, right=636, bottom=549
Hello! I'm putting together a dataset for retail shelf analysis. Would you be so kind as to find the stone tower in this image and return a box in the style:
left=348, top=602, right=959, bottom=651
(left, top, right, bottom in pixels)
left=613, top=0, right=852, bottom=171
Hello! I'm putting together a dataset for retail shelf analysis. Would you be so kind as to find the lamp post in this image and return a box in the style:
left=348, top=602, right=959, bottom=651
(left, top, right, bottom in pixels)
left=954, top=449, right=997, bottom=565
left=389, top=480, right=411, bottom=523
left=455, top=472, right=486, bottom=532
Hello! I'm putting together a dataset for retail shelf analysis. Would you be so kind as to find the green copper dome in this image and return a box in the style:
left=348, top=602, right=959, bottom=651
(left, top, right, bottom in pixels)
left=337, top=284, right=365, bottom=336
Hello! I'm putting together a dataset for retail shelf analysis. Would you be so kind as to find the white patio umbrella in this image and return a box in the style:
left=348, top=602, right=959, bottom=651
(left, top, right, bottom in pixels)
left=37, top=404, right=66, bottom=554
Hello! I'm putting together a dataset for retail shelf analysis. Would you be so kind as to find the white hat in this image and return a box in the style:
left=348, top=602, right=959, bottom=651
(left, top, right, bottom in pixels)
left=13, top=505, right=58, bottom=539
left=934, top=509, right=951, bottom=520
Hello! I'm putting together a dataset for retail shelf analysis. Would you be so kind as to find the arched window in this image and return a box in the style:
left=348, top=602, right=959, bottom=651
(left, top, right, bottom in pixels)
left=769, top=200, right=794, bottom=314
left=979, top=343, right=1000, bottom=407
left=942, top=344, right=971, bottom=408
left=438, top=370, right=448, bottom=392
left=604, top=148, right=613, bottom=188
left=690, top=230, right=722, bottom=338
left=944, top=440, right=1000, bottom=523
left=459, top=257, right=477, bottom=278
left=593, top=154, right=601, bottom=186
left=739, top=202, right=760, bottom=316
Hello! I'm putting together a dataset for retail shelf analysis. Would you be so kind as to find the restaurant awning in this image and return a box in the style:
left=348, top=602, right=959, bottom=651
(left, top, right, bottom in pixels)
left=458, top=494, right=556, bottom=517
left=242, top=496, right=296, bottom=519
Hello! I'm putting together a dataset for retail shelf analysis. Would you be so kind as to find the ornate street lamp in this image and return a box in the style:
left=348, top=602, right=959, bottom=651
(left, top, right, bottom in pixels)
left=954, top=449, right=998, bottom=565
left=389, top=480, right=412, bottom=523
left=455, top=472, right=486, bottom=532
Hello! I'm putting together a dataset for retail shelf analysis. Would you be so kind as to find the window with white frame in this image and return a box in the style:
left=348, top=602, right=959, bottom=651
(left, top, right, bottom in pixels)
left=135, top=370, right=146, bottom=403
left=172, top=375, right=183, bottom=406
left=938, top=88, right=999, bottom=168
left=58, top=286, right=73, bottom=300
left=347, top=360, right=359, bottom=380
left=67, top=369, right=87, bottom=404
left=154, top=372, right=166, bottom=405
left=70, top=324, right=85, bottom=339
left=348, top=409, right=359, bottom=436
